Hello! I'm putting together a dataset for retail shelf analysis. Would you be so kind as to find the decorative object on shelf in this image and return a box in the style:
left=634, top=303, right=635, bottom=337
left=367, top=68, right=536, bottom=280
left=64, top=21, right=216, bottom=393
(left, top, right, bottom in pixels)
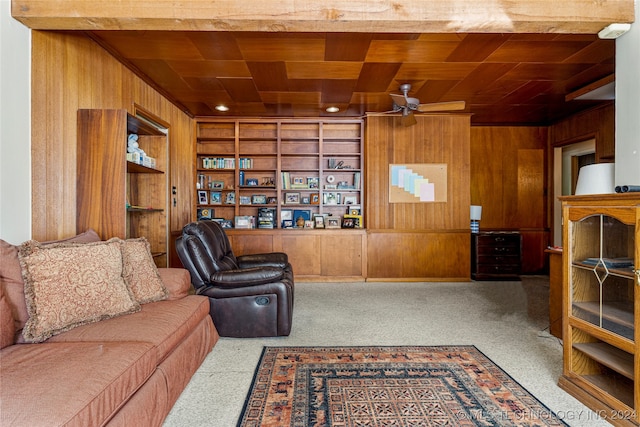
left=239, top=170, right=245, bottom=186
left=615, top=184, right=640, bottom=193
left=326, top=174, right=335, bottom=183
left=258, top=208, right=276, bottom=229
left=323, top=192, right=340, bottom=205
left=245, top=178, right=259, bottom=186
left=224, top=192, right=235, bottom=204
left=343, top=214, right=363, bottom=228
left=470, top=205, right=482, bottom=233
left=348, top=205, right=361, bottom=216
left=293, top=210, right=311, bottom=228
left=343, top=195, right=358, bottom=205
left=574, top=163, right=615, bottom=195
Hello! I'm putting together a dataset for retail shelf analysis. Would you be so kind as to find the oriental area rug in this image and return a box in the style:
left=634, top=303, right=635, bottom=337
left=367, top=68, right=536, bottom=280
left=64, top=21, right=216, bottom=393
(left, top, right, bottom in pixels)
left=237, top=346, right=567, bottom=427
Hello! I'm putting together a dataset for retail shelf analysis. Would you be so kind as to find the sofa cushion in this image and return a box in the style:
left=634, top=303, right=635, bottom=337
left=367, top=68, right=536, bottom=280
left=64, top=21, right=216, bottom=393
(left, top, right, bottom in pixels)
left=47, top=295, right=211, bottom=363
left=158, top=267, right=193, bottom=300
left=0, top=230, right=101, bottom=339
left=18, top=238, right=140, bottom=343
left=122, top=238, right=168, bottom=304
left=0, top=284, right=15, bottom=349
left=0, top=341, right=156, bottom=427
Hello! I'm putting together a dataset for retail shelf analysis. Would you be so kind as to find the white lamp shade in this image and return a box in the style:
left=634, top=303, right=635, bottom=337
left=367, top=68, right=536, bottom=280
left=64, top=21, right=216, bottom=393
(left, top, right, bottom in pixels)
left=574, top=163, right=615, bottom=195
left=470, top=205, right=482, bottom=221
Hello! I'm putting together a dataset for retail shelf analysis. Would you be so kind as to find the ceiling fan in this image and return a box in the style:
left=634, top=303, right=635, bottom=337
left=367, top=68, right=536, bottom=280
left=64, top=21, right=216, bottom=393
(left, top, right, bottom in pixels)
left=389, top=83, right=466, bottom=126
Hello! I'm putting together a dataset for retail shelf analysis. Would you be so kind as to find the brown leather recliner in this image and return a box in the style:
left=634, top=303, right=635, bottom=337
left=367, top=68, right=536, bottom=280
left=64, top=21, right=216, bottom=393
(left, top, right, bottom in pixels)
left=175, top=220, right=294, bottom=337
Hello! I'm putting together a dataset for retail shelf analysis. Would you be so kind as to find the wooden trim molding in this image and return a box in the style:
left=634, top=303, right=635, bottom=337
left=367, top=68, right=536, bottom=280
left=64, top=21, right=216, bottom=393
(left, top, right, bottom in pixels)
left=12, top=1, right=635, bottom=34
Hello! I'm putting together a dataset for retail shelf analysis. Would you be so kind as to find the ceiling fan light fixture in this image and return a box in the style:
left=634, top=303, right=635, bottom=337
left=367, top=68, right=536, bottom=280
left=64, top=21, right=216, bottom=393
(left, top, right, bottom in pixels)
left=325, top=106, right=340, bottom=113
left=215, top=104, right=229, bottom=112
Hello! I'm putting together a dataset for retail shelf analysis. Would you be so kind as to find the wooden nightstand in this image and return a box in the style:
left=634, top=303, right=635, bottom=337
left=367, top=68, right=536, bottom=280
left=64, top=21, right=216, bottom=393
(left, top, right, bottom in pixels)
left=471, top=231, right=522, bottom=281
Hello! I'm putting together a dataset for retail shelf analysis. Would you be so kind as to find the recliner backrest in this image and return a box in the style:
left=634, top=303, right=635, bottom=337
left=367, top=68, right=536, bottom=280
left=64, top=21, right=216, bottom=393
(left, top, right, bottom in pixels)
left=176, top=221, right=239, bottom=289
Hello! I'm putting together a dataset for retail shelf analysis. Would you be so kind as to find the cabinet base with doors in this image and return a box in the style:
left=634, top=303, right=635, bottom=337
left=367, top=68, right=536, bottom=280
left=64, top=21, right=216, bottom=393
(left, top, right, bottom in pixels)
left=194, top=118, right=365, bottom=280
left=77, top=109, right=169, bottom=267
left=558, top=194, right=639, bottom=426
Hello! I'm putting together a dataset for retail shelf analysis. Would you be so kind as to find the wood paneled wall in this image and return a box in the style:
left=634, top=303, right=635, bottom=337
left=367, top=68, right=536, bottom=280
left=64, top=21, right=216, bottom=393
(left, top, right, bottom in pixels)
left=365, top=114, right=471, bottom=280
left=470, top=126, right=548, bottom=273
left=30, top=31, right=194, bottom=253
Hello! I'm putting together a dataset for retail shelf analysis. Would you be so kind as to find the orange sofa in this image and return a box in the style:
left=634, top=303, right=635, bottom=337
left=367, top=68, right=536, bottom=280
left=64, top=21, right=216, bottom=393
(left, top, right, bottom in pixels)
left=0, top=236, right=219, bottom=426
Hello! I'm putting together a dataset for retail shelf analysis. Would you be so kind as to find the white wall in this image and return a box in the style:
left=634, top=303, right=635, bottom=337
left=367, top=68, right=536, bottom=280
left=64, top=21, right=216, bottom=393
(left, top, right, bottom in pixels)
left=0, top=0, right=31, bottom=244
left=615, top=0, right=640, bottom=186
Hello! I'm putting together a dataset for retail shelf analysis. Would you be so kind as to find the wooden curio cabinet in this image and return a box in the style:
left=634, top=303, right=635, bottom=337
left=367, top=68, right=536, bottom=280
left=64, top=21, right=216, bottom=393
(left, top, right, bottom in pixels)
left=558, top=194, right=640, bottom=426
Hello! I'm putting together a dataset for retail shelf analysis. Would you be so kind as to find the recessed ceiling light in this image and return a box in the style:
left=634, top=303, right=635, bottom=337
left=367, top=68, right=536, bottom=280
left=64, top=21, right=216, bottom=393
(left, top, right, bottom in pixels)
left=326, top=106, right=340, bottom=113
left=215, top=105, right=229, bottom=112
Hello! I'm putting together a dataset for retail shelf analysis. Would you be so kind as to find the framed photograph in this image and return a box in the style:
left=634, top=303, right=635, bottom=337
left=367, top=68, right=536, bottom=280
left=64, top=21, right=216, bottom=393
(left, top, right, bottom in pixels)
left=307, top=177, right=319, bottom=189
left=210, top=191, right=222, bottom=204
left=225, top=192, right=236, bottom=204
left=197, top=207, right=213, bottom=220
left=282, top=220, right=294, bottom=229
left=313, top=214, right=325, bottom=229
left=246, top=178, right=259, bottom=186
left=234, top=215, right=253, bottom=229
left=343, top=195, right=358, bottom=205
left=293, top=209, right=311, bottom=227
left=326, top=217, right=341, bottom=229
left=267, top=196, right=278, bottom=204
left=343, top=214, right=363, bottom=228
left=211, top=180, right=224, bottom=189
left=341, top=216, right=356, bottom=229
left=348, top=204, right=361, bottom=215
left=252, top=194, right=267, bottom=204
left=239, top=196, right=252, bottom=205
left=304, top=220, right=314, bottom=228
left=281, top=209, right=293, bottom=221
left=310, top=193, right=320, bottom=204
left=323, top=192, right=340, bottom=205
left=301, top=196, right=310, bottom=204
left=285, top=192, right=300, bottom=204
left=197, top=190, right=208, bottom=205
left=215, top=219, right=233, bottom=228
left=293, top=177, right=306, bottom=186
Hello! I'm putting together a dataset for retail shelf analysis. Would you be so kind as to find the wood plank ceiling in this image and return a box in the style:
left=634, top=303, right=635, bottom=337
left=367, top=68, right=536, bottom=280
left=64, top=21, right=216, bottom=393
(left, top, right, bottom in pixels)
left=14, top=0, right=632, bottom=126
left=89, top=31, right=615, bottom=125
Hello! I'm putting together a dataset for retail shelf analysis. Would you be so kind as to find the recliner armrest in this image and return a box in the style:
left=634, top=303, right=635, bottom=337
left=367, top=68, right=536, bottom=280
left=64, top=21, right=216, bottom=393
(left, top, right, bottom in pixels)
left=208, top=266, right=285, bottom=288
left=237, top=252, right=288, bottom=269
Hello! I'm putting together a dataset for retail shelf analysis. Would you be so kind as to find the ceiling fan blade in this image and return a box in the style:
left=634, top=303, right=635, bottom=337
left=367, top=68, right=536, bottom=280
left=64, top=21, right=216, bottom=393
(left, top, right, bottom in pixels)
left=390, top=93, right=407, bottom=107
left=416, top=100, right=466, bottom=112
left=401, top=111, right=417, bottom=127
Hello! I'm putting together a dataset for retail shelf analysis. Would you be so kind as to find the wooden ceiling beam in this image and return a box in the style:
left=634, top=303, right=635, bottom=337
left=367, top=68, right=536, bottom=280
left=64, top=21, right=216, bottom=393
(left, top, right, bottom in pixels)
left=11, top=0, right=635, bottom=34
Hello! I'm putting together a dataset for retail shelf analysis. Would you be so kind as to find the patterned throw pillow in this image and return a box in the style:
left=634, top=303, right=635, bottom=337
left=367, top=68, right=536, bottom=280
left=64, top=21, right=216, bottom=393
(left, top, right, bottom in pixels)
left=18, top=238, right=140, bottom=343
left=121, top=238, right=168, bottom=304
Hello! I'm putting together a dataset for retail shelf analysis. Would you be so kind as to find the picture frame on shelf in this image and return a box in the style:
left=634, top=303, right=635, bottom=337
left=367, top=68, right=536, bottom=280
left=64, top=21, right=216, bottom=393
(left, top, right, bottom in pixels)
left=197, top=207, right=213, bottom=220
left=245, top=178, right=259, bottom=186
left=348, top=205, right=361, bottom=215
left=301, top=196, right=310, bottom=204
left=307, top=177, right=319, bottom=189
left=313, top=214, right=325, bottom=229
left=234, top=215, right=253, bottom=229
left=281, top=209, right=293, bottom=226
left=215, top=219, right=233, bottom=229
left=292, top=177, right=305, bottom=186
left=225, top=192, right=236, bottom=204
left=210, top=191, right=222, bottom=204
left=282, top=220, right=294, bottom=229
left=326, top=217, right=341, bottom=229
left=343, top=195, right=358, bottom=205
left=210, top=180, right=224, bottom=189
left=239, top=196, right=252, bottom=205
left=304, top=220, right=314, bottom=228
left=197, top=190, right=208, bottom=205
left=343, top=214, right=363, bottom=228
left=341, top=216, right=355, bottom=228
left=311, top=193, right=320, bottom=204
left=285, top=192, right=300, bottom=204
left=267, top=196, right=278, bottom=205
left=251, top=194, right=267, bottom=204
left=323, top=192, right=340, bottom=205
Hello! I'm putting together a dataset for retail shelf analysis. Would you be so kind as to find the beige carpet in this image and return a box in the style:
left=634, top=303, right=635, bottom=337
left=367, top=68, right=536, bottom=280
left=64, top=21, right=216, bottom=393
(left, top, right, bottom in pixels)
left=164, top=277, right=611, bottom=427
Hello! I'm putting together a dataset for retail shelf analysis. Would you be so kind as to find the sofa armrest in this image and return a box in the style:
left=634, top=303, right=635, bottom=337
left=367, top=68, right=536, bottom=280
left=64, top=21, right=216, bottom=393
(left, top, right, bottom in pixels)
left=157, top=268, right=193, bottom=300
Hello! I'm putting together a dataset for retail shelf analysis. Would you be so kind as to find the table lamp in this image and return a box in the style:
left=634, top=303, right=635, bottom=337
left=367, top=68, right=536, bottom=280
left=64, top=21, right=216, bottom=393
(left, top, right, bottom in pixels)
left=470, top=205, right=482, bottom=233
left=574, top=163, right=615, bottom=195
